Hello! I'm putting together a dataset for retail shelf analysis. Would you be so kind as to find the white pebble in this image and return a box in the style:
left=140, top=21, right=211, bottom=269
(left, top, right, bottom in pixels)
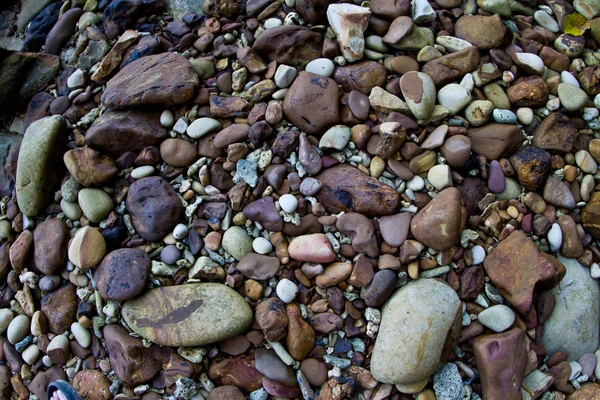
left=131, top=166, right=155, bottom=179
left=160, top=110, right=175, bottom=127
left=561, top=71, right=580, bottom=87
left=406, top=176, right=425, bottom=191
left=0, top=309, right=14, bottom=334
left=547, top=223, right=562, bottom=252
left=279, top=194, right=298, bottom=213
left=71, top=322, right=92, bottom=348
left=569, top=361, right=583, bottom=380
left=276, top=278, right=298, bottom=303
left=264, top=17, right=282, bottom=29
left=22, top=344, right=41, bottom=365
left=591, top=263, right=600, bottom=279
left=173, top=223, right=189, bottom=240
left=253, top=237, right=273, bottom=254
left=477, top=305, right=515, bottom=332
left=583, top=107, right=599, bottom=121
left=305, top=58, right=335, bottom=77
left=516, top=107, right=534, bottom=125
left=427, top=165, right=452, bottom=191
left=274, top=64, right=297, bottom=88
left=67, top=69, right=86, bottom=89
left=471, top=245, right=486, bottom=265
left=460, top=73, right=474, bottom=92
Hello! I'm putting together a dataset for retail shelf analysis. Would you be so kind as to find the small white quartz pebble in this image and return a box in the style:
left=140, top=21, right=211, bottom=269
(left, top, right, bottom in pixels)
left=173, top=223, right=189, bottom=240
left=569, top=361, right=583, bottom=380
left=477, top=305, right=515, bottom=332
left=591, top=263, right=600, bottom=279
left=471, top=245, right=486, bottom=265
left=276, top=278, right=298, bottom=303
left=516, top=107, right=534, bottom=125
left=279, top=194, right=298, bottom=213
left=131, top=166, right=155, bottom=179
left=548, top=223, right=562, bottom=252
left=160, top=110, right=175, bottom=128
left=253, top=237, right=273, bottom=254
left=406, top=176, right=425, bottom=191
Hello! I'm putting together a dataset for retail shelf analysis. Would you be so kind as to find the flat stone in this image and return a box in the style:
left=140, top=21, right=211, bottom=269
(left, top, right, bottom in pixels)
left=222, top=226, right=253, bottom=261
left=477, top=305, right=515, bottom=332
left=236, top=254, right=281, bottom=280
left=333, top=61, right=387, bottom=94
left=95, top=249, right=150, bottom=301
left=421, top=47, right=480, bottom=86
left=122, top=283, right=253, bottom=347
left=371, top=279, right=461, bottom=386
left=315, top=164, right=399, bottom=217
left=253, top=25, right=322, bottom=69
left=467, top=123, right=523, bottom=161
left=532, top=113, right=575, bottom=154
left=102, top=53, right=199, bottom=109
left=379, top=213, right=412, bottom=247
left=483, top=230, right=565, bottom=315
left=542, top=255, right=600, bottom=361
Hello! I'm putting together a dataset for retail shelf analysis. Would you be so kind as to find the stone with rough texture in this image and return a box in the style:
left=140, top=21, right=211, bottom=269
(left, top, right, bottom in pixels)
left=63, top=146, right=118, bottom=187
left=126, top=177, right=184, bottom=242
left=483, top=230, right=565, bottom=315
left=467, top=123, right=523, bottom=161
left=283, top=72, right=340, bottom=135
left=333, top=61, right=387, bottom=94
left=454, top=14, right=508, bottom=50
left=410, top=187, right=466, bottom=251
left=41, top=284, right=77, bottom=334
left=532, top=113, right=575, bottom=154
left=371, top=279, right=461, bottom=386
left=33, top=218, right=69, bottom=276
left=122, top=283, right=253, bottom=347
left=16, top=116, right=67, bottom=217
left=95, top=249, right=151, bottom=301
left=583, top=191, right=600, bottom=240
left=421, top=47, right=480, bottom=86
left=326, top=4, right=371, bottom=62
left=253, top=26, right=322, bottom=69
left=102, top=53, right=199, bottom=109
left=315, top=164, right=399, bottom=217
left=473, top=328, right=527, bottom=400
left=542, top=255, right=600, bottom=361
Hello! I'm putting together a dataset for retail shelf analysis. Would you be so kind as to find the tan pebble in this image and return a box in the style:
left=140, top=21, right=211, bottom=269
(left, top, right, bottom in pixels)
left=407, top=261, right=420, bottom=280
left=78, top=316, right=93, bottom=329
left=311, top=299, right=329, bottom=313
left=232, top=213, right=247, bottom=226
left=68, top=226, right=106, bottom=271
left=183, top=190, right=195, bottom=200
left=205, top=232, right=222, bottom=251
left=69, top=271, right=89, bottom=287
left=419, top=259, right=438, bottom=271
left=564, top=165, right=577, bottom=182
left=506, top=206, right=519, bottom=219
left=370, top=156, right=385, bottom=178
left=245, top=279, right=263, bottom=301
left=163, top=233, right=176, bottom=245
left=378, top=254, right=401, bottom=270
left=30, top=311, right=47, bottom=336
left=417, top=389, right=437, bottom=400
left=315, top=262, right=352, bottom=288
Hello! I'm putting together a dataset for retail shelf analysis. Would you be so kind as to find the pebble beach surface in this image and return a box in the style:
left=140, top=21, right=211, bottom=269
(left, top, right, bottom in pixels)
left=3, top=0, right=600, bottom=399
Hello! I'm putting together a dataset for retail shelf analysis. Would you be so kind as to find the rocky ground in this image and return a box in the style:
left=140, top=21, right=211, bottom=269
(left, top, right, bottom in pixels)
left=2, top=0, right=600, bottom=399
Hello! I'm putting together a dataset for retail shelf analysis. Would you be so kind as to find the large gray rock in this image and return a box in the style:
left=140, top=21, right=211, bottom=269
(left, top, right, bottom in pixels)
left=370, top=279, right=462, bottom=389
left=541, top=255, right=600, bottom=361
left=121, top=283, right=253, bottom=347
left=16, top=116, right=67, bottom=217
left=166, top=0, right=206, bottom=19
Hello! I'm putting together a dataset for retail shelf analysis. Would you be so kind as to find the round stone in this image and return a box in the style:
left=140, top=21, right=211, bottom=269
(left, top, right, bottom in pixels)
left=160, top=110, right=175, bottom=127
left=77, top=188, right=113, bottom=223
left=161, top=245, right=181, bottom=264
left=437, top=83, right=471, bottom=115
left=0, top=309, right=14, bottom=334
left=548, top=223, right=563, bottom=252
left=222, top=226, right=253, bottom=261
left=477, top=305, right=515, bottom=332
left=7, top=314, right=30, bottom=345
left=279, top=194, right=298, bottom=213
left=173, top=223, right=189, bottom=240
left=516, top=107, right=534, bottom=125
left=305, top=58, right=335, bottom=77
left=276, top=278, right=298, bottom=303
left=71, top=322, right=92, bottom=348
left=558, top=83, right=588, bottom=112
left=471, top=245, right=486, bottom=265
left=253, top=237, right=273, bottom=254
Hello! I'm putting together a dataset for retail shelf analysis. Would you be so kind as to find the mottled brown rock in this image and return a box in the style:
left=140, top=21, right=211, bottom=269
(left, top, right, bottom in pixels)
left=579, top=66, right=600, bottom=96
left=210, top=95, right=252, bottom=118
left=73, top=370, right=112, bottom=400
left=85, top=109, right=167, bottom=157
left=253, top=25, right=322, bottom=69
left=94, top=249, right=150, bottom=301
left=255, top=298, right=288, bottom=342
left=102, top=53, right=199, bottom=108
left=532, top=113, right=576, bottom=154
left=283, top=72, right=340, bottom=135
left=336, top=213, right=379, bottom=256
left=237, top=253, right=281, bottom=280
left=421, top=47, right=480, bottom=86
left=510, top=146, right=552, bottom=191
left=467, top=123, right=523, bottom=161
left=126, top=176, right=184, bottom=242
left=9, top=231, right=32, bottom=273
left=582, top=191, right=600, bottom=240
left=207, top=385, right=246, bottom=400
left=208, top=350, right=264, bottom=392
left=296, top=0, right=329, bottom=24
left=332, top=61, right=387, bottom=94
left=410, top=187, right=466, bottom=251
left=285, top=303, right=316, bottom=361
left=370, top=0, right=410, bottom=18
left=160, top=138, right=198, bottom=167
left=104, top=324, right=170, bottom=387
left=458, top=266, right=485, bottom=300
left=455, top=14, right=508, bottom=50
left=568, top=383, right=600, bottom=399
left=507, top=76, right=549, bottom=107
left=33, top=218, right=69, bottom=275
left=41, top=284, right=77, bottom=334
left=483, top=230, right=565, bottom=315
left=63, top=146, right=117, bottom=187
left=315, top=164, right=399, bottom=217
left=473, top=328, right=528, bottom=400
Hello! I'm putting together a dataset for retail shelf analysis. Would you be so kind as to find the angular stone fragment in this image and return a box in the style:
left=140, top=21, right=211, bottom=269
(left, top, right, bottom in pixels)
left=315, top=164, right=399, bottom=217
left=421, top=47, right=480, bottom=86
left=483, top=230, right=565, bottom=315
left=507, top=76, right=549, bottom=107
left=253, top=26, right=322, bottom=69
left=122, top=283, right=253, bottom=347
left=326, top=4, right=371, bottom=62
left=467, top=123, right=523, bottom=161
left=332, top=61, right=387, bottom=94
left=102, top=53, right=199, bottom=108
left=532, top=113, right=575, bottom=154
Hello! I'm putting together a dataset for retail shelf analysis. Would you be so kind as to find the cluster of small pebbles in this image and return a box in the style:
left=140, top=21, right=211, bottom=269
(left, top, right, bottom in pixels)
left=4, top=0, right=600, bottom=399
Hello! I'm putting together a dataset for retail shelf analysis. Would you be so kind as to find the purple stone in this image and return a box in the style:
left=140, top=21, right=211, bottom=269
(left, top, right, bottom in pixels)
left=160, top=245, right=181, bottom=265
left=487, top=160, right=506, bottom=194
left=521, top=214, right=533, bottom=234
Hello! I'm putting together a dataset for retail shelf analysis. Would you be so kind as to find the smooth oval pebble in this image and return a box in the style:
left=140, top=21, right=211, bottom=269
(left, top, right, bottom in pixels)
left=187, top=117, right=222, bottom=139
left=548, top=223, right=562, bottom=252
left=477, top=305, right=515, bottom=332
left=471, top=245, right=486, bottom=265
left=279, top=194, right=298, bottom=213
left=252, top=237, right=273, bottom=254
left=305, top=58, right=335, bottom=77
left=0, top=309, right=14, bottom=334
left=7, top=314, right=30, bottom=345
left=276, top=278, right=298, bottom=303
left=173, top=223, right=189, bottom=240
left=130, top=165, right=155, bottom=179
left=71, top=322, right=92, bottom=348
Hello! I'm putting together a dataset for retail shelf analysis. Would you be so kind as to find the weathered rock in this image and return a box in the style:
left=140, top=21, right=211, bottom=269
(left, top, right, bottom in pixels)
left=483, top=231, right=565, bottom=315
left=326, top=4, right=371, bottom=62
left=23, top=2, right=61, bottom=52
left=473, top=328, right=528, bottom=400
left=45, top=8, right=82, bottom=55
left=73, top=370, right=112, bottom=400
left=286, top=303, right=316, bottom=361
left=208, top=350, right=264, bottom=392
left=256, top=298, right=288, bottom=341
left=454, top=14, right=508, bottom=50
left=63, top=146, right=118, bottom=187
left=421, top=47, right=480, bottom=86
left=532, top=113, right=576, bottom=154
left=507, top=76, right=549, bottom=107
left=582, top=191, right=600, bottom=239
left=467, top=123, right=523, bottom=161
left=510, top=146, right=552, bottom=191
left=85, top=109, right=167, bottom=157
left=95, top=249, right=151, bottom=301
left=332, top=61, right=387, bottom=94
left=283, top=72, right=340, bottom=135
left=237, top=254, right=281, bottom=280
left=542, top=255, right=600, bottom=361
left=315, top=164, right=399, bottom=217
left=126, top=177, right=184, bottom=242
left=40, top=284, right=77, bottom=334
left=102, top=53, right=199, bottom=108
left=16, top=116, right=67, bottom=217
left=104, top=324, right=171, bottom=387
left=33, top=218, right=69, bottom=275
left=371, top=279, right=461, bottom=386
left=410, top=187, right=466, bottom=251
left=579, top=65, right=600, bottom=96
left=253, top=26, right=322, bottom=69
left=122, top=283, right=253, bottom=347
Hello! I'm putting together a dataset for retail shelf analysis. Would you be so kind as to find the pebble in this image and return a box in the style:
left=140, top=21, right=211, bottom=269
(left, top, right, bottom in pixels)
left=67, top=69, right=86, bottom=89
left=548, top=223, right=563, bottom=252
left=276, top=279, right=298, bottom=303
left=319, top=125, right=351, bottom=150
left=160, top=110, right=174, bottom=127
left=22, top=345, right=40, bottom=365
left=160, top=245, right=181, bottom=264
left=274, top=65, right=297, bottom=88
left=433, top=363, right=463, bottom=400
left=437, top=84, right=471, bottom=115
left=471, top=245, right=486, bottom=265
left=305, top=58, right=335, bottom=77
left=7, top=315, right=30, bottom=345
left=427, top=165, right=452, bottom=191
left=172, top=223, right=189, bottom=240
left=187, top=117, right=222, bottom=139
left=252, top=237, right=273, bottom=254
left=477, top=305, right=515, bottom=332
left=0, top=309, right=14, bottom=334
left=516, top=107, right=534, bottom=125
left=222, top=226, right=254, bottom=261
left=77, top=188, right=113, bottom=223
left=279, top=194, right=298, bottom=213
left=557, top=83, right=588, bottom=112
left=130, top=165, right=155, bottom=179
left=71, top=322, right=91, bottom=348
left=492, top=109, right=517, bottom=124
